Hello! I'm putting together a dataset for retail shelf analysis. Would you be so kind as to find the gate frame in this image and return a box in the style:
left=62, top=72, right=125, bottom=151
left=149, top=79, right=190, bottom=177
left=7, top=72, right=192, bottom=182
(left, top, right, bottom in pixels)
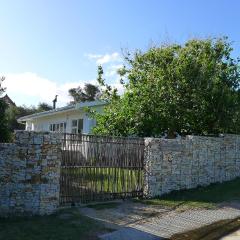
left=60, top=133, right=145, bottom=205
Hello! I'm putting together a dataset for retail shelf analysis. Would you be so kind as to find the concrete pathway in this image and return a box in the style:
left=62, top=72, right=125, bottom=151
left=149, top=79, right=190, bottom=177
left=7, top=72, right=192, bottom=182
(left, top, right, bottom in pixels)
left=99, top=227, right=162, bottom=240
left=79, top=200, right=240, bottom=239
left=221, top=229, right=240, bottom=240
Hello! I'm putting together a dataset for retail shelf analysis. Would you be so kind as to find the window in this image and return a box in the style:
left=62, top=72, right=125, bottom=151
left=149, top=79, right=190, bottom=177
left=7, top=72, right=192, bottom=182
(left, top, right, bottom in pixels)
left=60, top=123, right=66, bottom=132
left=72, top=120, right=77, bottom=127
left=49, top=122, right=66, bottom=133
left=56, top=124, right=60, bottom=132
left=71, top=119, right=83, bottom=134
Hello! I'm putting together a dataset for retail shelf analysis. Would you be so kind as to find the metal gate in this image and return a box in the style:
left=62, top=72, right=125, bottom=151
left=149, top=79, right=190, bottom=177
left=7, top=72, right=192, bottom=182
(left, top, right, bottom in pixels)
left=60, top=134, right=144, bottom=205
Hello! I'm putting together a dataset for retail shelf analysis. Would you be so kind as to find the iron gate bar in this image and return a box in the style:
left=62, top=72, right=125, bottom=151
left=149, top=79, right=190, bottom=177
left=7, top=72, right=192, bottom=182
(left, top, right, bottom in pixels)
left=60, top=133, right=144, bottom=205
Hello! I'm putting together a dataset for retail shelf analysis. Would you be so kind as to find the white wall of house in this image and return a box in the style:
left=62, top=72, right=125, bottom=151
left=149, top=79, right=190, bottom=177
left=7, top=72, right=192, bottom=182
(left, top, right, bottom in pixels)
left=24, top=106, right=102, bottom=134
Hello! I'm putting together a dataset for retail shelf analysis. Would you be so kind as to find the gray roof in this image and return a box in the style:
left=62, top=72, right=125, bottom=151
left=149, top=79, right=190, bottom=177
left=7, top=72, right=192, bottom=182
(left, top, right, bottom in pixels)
left=18, top=100, right=107, bottom=122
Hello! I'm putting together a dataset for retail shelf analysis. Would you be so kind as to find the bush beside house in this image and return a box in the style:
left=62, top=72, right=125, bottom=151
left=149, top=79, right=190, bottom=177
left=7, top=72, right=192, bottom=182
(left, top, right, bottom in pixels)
left=94, top=37, right=240, bottom=137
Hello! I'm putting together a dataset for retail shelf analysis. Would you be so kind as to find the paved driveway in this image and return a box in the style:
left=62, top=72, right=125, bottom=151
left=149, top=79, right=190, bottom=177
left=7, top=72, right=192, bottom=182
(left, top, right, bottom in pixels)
left=221, top=229, right=240, bottom=240
left=79, top=200, right=240, bottom=239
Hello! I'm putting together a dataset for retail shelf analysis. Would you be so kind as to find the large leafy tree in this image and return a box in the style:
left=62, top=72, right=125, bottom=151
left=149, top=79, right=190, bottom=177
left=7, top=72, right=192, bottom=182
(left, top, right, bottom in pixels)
left=0, top=77, right=11, bottom=142
left=69, top=83, right=100, bottom=104
left=93, top=37, right=240, bottom=137
left=37, top=102, right=53, bottom=112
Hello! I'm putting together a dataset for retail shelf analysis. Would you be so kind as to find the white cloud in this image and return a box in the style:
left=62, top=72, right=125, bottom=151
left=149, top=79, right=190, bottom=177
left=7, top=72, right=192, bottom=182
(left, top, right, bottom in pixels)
left=85, top=53, right=102, bottom=59
left=56, top=80, right=97, bottom=104
left=105, top=64, right=123, bottom=77
left=86, top=52, right=121, bottom=65
left=112, top=81, right=125, bottom=95
left=1, top=72, right=125, bottom=107
left=1, top=72, right=95, bottom=107
left=97, top=52, right=120, bottom=65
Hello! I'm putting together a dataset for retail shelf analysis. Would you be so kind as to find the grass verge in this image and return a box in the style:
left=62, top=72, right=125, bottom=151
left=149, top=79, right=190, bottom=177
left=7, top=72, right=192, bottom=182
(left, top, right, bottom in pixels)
left=135, top=177, right=240, bottom=209
left=0, top=208, right=112, bottom=240
left=170, top=217, right=240, bottom=240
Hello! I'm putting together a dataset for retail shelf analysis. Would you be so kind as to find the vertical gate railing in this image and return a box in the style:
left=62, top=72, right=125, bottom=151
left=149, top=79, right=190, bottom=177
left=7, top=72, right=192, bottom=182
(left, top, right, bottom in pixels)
left=60, top=134, right=144, bottom=204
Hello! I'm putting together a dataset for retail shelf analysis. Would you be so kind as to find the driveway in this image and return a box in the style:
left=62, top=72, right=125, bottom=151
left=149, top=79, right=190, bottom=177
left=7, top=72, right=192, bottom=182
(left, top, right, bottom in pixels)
left=79, top=200, right=240, bottom=240
left=221, top=229, right=240, bottom=240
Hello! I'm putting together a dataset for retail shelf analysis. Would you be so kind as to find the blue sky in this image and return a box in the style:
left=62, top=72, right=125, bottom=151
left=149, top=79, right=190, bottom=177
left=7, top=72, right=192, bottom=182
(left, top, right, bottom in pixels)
left=0, top=0, right=239, bottom=106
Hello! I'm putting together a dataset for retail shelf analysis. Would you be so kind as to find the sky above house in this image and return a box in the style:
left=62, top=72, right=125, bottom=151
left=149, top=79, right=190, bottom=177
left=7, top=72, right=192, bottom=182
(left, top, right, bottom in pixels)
left=0, top=0, right=239, bottom=107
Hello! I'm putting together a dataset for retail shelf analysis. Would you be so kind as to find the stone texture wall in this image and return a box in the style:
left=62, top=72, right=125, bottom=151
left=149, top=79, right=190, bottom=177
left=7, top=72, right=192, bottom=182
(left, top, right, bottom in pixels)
left=2, top=131, right=240, bottom=214
left=0, top=131, right=62, bottom=216
left=144, top=134, right=240, bottom=198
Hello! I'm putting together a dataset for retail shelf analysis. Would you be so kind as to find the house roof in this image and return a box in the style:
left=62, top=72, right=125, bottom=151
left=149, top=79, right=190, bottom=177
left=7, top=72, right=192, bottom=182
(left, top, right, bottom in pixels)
left=1, top=94, right=16, bottom=106
left=18, top=100, right=107, bottom=122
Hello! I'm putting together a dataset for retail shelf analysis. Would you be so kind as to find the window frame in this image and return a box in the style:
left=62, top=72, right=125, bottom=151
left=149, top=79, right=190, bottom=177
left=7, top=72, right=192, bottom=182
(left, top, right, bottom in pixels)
left=49, top=122, right=67, bottom=133
left=71, top=118, right=84, bottom=134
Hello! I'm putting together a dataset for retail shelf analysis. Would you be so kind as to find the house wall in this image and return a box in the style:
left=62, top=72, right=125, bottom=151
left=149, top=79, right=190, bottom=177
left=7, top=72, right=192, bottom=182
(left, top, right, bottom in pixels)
left=25, top=106, right=103, bottom=134
left=144, top=134, right=240, bottom=198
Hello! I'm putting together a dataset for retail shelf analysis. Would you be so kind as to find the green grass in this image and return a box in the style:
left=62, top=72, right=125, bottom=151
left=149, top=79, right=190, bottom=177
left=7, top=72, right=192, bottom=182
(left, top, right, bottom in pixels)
left=0, top=209, right=111, bottom=240
left=170, top=217, right=240, bottom=240
left=135, top=177, right=240, bottom=209
left=61, top=167, right=143, bottom=195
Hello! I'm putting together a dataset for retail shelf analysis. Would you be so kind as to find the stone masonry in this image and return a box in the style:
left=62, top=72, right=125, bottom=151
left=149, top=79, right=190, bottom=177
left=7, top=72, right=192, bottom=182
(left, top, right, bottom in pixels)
left=0, top=131, right=62, bottom=216
left=2, top=130, right=240, bottom=216
left=144, top=134, right=240, bottom=197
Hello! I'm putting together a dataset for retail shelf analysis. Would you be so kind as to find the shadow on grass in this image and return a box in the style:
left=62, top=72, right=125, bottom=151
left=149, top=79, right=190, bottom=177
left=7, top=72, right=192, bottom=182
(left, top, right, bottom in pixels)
left=86, top=202, right=121, bottom=210
left=0, top=208, right=112, bottom=240
left=137, top=177, right=240, bottom=209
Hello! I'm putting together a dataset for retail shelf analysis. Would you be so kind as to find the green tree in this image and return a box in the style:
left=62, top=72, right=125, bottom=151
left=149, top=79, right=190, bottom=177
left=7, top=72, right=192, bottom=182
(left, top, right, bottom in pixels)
left=37, top=102, right=53, bottom=112
left=69, top=83, right=100, bottom=104
left=93, top=37, right=240, bottom=137
left=6, top=105, right=35, bottom=132
left=0, top=77, right=11, bottom=142
left=6, top=102, right=53, bottom=132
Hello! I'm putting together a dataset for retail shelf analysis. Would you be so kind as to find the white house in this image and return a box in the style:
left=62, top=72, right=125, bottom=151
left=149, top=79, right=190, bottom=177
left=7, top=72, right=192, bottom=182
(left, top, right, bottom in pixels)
left=18, top=100, right=107, bottom=134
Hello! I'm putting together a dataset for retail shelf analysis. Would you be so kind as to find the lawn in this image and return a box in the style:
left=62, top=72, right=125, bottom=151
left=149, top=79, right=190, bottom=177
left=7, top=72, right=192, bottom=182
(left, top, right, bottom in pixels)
left=135, top=177, right=240, bottom=209
left=0, top=208, right=111, bottom=240
left=2, top=178, right=240, bottom=240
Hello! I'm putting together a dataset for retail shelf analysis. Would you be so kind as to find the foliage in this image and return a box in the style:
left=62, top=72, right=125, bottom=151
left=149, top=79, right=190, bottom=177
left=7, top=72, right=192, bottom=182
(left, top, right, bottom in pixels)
left=0, top=77, right=11, bottom=142
left=37, top=102, right=53, bottom=112
left=0, top=100, right=11, bottom=142
left=97, top=66, right=119, bottom=101
left=93, top=37, right=240, bottom=137
left=0, top=76, right=6, bottom=95
left=69, top=83, right=101, bottom=104
left=6, top=102, right=53, bottom=132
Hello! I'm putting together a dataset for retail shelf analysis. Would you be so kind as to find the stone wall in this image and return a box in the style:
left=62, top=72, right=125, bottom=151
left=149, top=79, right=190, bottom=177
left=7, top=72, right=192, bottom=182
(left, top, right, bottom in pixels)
left=0, top=131, right=62, bottom=216
left=144, top=134, right=240, bottom=198
left=2, top=130, right=240, bottom=215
